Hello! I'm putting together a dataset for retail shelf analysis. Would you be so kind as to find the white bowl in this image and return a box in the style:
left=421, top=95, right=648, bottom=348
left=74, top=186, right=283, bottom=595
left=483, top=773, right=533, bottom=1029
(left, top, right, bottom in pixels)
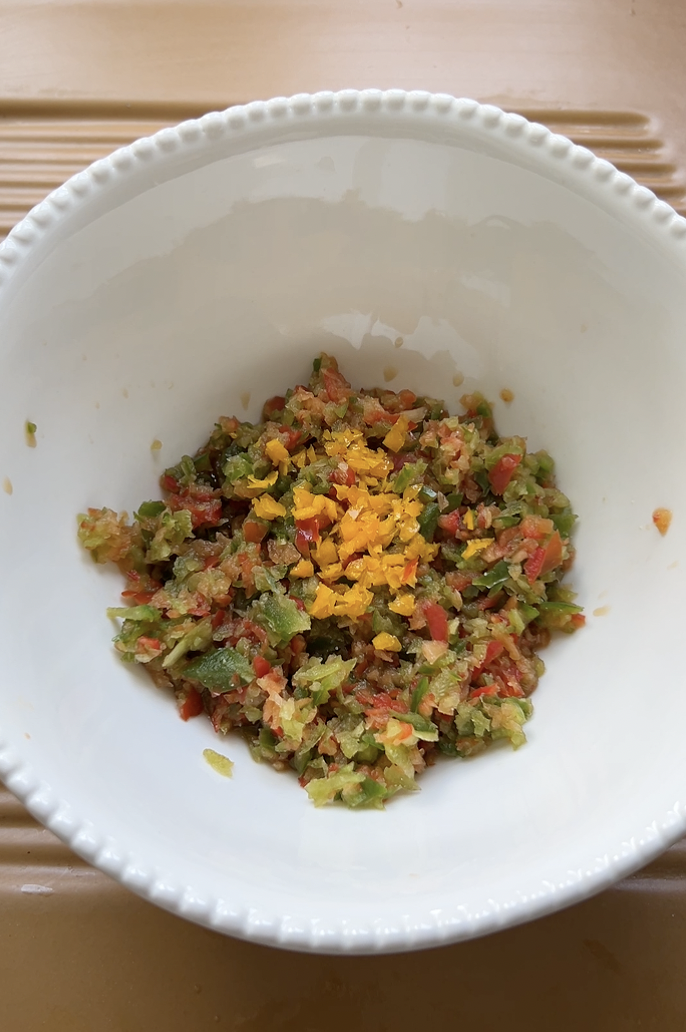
left=1, top=91, right=685, bottom=955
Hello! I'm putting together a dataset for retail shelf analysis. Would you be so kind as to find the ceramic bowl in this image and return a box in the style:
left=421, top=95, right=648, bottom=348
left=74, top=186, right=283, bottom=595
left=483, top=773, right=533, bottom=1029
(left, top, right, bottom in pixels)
left=1, top=91, right=685, bottom=954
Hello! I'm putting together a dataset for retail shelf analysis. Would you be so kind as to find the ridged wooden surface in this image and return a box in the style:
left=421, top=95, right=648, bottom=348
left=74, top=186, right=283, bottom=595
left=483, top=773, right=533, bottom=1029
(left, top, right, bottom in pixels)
left=0, top=108, right=684, bottom=240
left=2, top=102, right=686, bottom=1032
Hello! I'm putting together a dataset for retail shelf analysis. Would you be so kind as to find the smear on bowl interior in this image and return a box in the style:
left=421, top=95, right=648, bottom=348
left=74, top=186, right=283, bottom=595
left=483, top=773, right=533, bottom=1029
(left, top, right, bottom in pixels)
left=78, top=353, right=583, bottom=808
left=652, top=507, right=672, bottom=536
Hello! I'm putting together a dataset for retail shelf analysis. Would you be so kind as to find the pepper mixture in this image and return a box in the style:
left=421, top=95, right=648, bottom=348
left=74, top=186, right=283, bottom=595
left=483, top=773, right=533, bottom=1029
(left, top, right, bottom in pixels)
left=78, top=354, right=583, bottom=807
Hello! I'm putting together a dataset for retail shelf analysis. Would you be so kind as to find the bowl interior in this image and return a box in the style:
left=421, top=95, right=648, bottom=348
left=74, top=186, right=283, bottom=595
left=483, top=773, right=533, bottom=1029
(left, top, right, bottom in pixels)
left=1, top=112, right=686, bottom=949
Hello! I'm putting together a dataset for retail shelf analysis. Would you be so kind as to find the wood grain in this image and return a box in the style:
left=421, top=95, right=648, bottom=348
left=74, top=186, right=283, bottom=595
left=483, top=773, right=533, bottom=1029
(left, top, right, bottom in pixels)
left=0, top=1, right=685, bottom=1026
left=1, top=106, right=684, bottom=241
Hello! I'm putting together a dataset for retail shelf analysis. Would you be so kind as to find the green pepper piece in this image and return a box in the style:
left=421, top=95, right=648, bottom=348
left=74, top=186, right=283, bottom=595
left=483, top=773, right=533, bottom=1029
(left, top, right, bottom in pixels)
left=163, top=455, right=196, bottom=487
left=223, top=453, right=253, bottom=483
left=254, top=593, right=311, bottom=646
left=193, top=452, right=212, bottom=474
left=184, top=646, right=254, bottom=691
left=394, top=711, right=436, bottom=734
left=519, top=603, right=539, bottom=625
left=493, top=515, right=520, bottom=530
left=391, top=460, right=427, bottom=494
left=550, top=510, right=577, bottom=536
left=293, top=655, right=356, bottom=705
left=419, top=485, right=438, bottom=503
left=107, top=604, right=159, bottom=622
left=345, top=777, right=389, bottom=809
left=135, top=500, right=166, bottom=521
left=472, top=560, right=510, bottom=591
left=537, top=601, right=583, bottom=614
left=418, top=502, right=440, bottom=541
left=410, top=676, right=430, bottom=712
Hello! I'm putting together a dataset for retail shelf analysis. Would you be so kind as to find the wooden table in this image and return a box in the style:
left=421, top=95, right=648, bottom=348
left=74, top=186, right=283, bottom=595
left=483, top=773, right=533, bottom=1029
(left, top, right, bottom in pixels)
left=1, top=2, right=685, bottom=1028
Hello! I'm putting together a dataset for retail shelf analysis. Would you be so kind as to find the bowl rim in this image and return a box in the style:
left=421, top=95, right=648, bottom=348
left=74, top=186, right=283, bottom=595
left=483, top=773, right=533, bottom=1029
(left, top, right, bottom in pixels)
left=1, top=89, right=686, bottom=955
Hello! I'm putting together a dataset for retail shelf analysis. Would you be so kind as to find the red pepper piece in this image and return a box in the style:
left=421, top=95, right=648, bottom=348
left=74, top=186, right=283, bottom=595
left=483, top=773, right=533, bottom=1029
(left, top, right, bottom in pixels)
left=295, top=517, right=321, bottom=554
left=243, top=518, right=268, bottom=543
left=279, top=426, right=304, bottom=452
left=470, top=684, right=499, bottom=699
left=167, top=485, right=223, bottom=528
left=263, top=396, right=286, bottom=419
left=253, top=655, right=271, bottom=678
left=179, top=688, right=204, bottom=721
left=422, top=601, right=449, bottom=642
left=211, top=608, right=226, bottom=630
left=540, top=530, right=563, bottom=575
left=397, top=389, right=417, bottom=408
left=402, top=557, right=419, bottom=584
left=322, top=367, right=351, bottom=403
left=121, top=589, right=157, bottom=605
left=488, top=454, right=522, bottom=495
left=524, top=530, right=563, bottom=584
left=483, top=640, right=505, bottom=666
left=524, top=546, right=546, bottom=585
left=438, top=510, right=462, bottom=536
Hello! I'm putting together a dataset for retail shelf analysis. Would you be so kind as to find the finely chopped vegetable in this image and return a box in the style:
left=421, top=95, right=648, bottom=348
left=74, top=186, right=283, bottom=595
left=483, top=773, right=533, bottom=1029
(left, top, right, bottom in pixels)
left=78, top=354, right=583, bottom=808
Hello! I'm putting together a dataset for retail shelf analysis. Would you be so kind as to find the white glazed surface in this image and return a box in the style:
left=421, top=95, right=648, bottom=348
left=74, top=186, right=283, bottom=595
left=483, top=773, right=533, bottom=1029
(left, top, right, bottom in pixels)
left=1, top=91, right=685, bottom=954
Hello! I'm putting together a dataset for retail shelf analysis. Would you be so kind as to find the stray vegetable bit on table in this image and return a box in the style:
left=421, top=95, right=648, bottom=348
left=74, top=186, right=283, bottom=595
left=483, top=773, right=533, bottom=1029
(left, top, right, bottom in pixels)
left=78, top=353, right=583, bottom=807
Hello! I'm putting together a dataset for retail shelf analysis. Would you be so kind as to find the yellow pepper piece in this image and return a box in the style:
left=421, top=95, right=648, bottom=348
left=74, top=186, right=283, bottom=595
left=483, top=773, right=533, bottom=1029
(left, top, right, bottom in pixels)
left=252, top=494, right=287, bottom=520
left=265, top=439, right=290, bottom=466
left=308, top=583, right=337, bottom=619
left=381, top=553, right=406, bottom=567
left=319, top=562, right=345, bottom=583
left=402, top=499, right=423, bottom=518
left=405, top=535, right=440, bottom=563
left=382, top=415, right=409, bottom=453
left=345, top=444, right=394, bottom=478
left=312, top=537, right=338, bottom=567
left=292, top=486, right=338, bottom=524
left=247, top=470, right=278, bottom=492
left=324, top=427, right=362, bottom=451
left=462, top=538, right=494, bottom=560
left=333, top=583, right=373, bottom=619
left=290, top=559, right=314, bottom=578
left=342, top=556, right=367, bottom=581
left=384, top=567, right=406, bottom=591
left=389, top=593, right=416, bottom=616
left=372, top=632, right=402, bottom=652
left=464, top=509, right=475, bottom=530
